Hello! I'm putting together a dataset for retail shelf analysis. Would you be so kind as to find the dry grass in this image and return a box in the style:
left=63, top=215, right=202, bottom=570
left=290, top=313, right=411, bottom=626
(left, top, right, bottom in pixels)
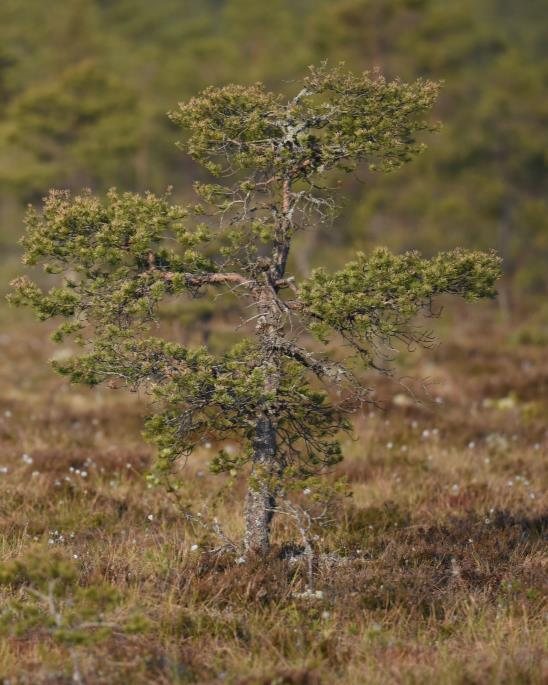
left=0, top=312, right=546, bottom=684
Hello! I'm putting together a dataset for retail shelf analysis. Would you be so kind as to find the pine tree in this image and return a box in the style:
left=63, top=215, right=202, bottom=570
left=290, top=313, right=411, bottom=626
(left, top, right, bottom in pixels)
left=2, top=61, right=139, bottom=197
left=10, top=64, right=501, bottom=552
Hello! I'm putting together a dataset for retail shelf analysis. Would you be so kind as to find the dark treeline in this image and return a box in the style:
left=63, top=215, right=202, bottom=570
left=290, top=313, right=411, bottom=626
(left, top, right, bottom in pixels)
left=0, top=0, right=546, bottom=304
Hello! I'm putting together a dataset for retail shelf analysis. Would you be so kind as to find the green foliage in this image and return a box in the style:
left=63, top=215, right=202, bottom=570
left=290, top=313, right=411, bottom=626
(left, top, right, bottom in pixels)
left=1, top=61, right=140, bottom=194
left=0, top=548, right=145, bottom=647
left=9, top=187, right=207, bottom=334
left=300, top=247, right=501, bottom=361
left=170, top=63, right=440, bottom=179
left=0, top=548, right=77, bottom=589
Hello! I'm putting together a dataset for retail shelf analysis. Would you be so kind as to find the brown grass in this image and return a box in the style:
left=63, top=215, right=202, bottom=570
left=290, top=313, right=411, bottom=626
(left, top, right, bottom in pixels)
left=0, top=314, right=546, bottom=684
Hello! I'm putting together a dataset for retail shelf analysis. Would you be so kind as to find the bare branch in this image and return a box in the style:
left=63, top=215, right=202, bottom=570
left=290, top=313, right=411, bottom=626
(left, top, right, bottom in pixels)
left=159, top=270, right=252, bottom=289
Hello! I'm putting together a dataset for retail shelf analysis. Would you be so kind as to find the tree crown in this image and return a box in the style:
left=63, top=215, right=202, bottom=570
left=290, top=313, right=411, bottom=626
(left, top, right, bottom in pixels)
left=10, top=64, right=501, bottom=491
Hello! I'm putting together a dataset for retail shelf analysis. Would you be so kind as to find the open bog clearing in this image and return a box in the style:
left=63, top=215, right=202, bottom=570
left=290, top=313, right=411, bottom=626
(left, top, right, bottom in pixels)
left=0, top=317, right=545, bottom=685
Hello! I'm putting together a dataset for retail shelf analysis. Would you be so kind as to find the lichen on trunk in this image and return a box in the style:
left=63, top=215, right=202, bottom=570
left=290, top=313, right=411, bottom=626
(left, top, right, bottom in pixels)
left=244, top=416, right=278, bottom=553
left=245, top=279, right=284, bottom=553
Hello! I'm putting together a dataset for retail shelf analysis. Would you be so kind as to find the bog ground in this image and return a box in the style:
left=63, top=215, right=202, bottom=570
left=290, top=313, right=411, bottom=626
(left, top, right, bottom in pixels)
left=0, top=312, right=546, bottom=684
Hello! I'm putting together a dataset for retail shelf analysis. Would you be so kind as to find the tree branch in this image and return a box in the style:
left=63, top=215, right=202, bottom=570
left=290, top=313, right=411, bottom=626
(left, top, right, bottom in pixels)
left=271, top=336, right=345, bottom=381
left=158, top=270, right=252, bottom=289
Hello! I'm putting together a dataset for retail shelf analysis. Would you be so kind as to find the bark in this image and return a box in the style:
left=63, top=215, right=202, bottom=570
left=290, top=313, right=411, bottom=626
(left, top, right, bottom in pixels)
left=243, top=178, right=292, bottom=553
left=244, top=416, right=278, bottom=553
left=244, top=280, right=282, bottom=553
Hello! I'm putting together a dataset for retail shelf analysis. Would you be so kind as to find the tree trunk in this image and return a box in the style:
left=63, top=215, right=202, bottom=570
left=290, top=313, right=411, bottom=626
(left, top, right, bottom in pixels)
left=243, top=178, right=291, bottom=553
left=244, top=416, right=277, bottom=553
left=244, top=279, right=283, bottom=552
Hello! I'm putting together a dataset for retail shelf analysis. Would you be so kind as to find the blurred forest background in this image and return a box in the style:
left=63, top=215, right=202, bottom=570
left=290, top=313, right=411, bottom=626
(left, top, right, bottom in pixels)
left=0, top=0, right=547, bottom=315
